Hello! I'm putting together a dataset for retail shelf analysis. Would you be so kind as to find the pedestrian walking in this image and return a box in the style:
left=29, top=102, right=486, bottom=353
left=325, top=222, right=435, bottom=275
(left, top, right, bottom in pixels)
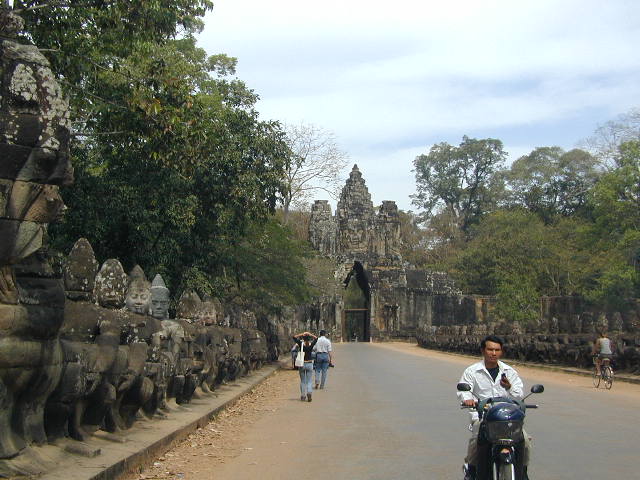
left=293, top=331, right=318, bottom=402
left=313, top=330, right=333, bottom=389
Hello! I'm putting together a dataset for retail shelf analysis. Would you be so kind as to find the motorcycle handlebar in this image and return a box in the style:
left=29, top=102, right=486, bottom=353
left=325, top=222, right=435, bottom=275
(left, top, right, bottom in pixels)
left=459, top=403, right=540, bottom=409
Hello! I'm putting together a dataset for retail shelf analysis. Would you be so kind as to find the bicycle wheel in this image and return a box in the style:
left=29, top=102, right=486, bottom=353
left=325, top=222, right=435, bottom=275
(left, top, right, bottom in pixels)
left=602, top=365, right=613, bottom=389
left=592, top=368, right=601, bottom=388
left=495, top=462, right=514, bottom=480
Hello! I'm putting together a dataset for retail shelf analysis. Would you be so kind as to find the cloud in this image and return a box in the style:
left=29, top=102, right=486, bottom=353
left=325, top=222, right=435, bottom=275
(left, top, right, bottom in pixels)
left=199, top=0, right=640, bottom=211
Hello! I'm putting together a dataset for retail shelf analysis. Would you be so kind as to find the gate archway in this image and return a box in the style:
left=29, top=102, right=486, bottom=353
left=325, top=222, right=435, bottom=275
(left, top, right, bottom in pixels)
left=342, top=261, right=370, bottom=342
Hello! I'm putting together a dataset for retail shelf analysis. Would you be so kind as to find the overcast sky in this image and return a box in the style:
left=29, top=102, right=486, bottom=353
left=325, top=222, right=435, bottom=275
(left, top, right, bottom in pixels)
left=197, top=0, right=640, bottom=211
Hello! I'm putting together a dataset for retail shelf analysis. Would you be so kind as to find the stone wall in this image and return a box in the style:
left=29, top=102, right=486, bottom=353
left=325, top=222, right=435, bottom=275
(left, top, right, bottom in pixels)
left=415, top=297, right=640, bottom=373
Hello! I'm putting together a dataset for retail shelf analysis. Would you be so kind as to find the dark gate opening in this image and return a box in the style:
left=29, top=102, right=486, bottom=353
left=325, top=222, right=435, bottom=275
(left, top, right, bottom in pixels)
left=343, top=261, right=371, bottom=342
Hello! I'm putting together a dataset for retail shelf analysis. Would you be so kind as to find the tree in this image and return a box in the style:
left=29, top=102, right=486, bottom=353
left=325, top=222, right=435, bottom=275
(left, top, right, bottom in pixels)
left=24, top=2, right=293, bottom=300
left=397, top=211, right=432, bottom=269
left=17, top=0, right=214, bottom=143
left=281, top=122, right=349, bottom=223
left=581, top=107, right=640, bottom=167
left=455, top=209, right=589, bottom=322
left=412, top=136, right=506, bottom=234
left=582, top=140, right=640, bottom=307
left=504, top=147, right=600, bottom=223
left=221, top=217, right=313, bottom=311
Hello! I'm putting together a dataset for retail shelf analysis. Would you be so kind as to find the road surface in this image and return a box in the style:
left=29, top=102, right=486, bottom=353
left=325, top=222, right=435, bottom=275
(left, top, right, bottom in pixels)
left=133, top=342, right=640, bottom=480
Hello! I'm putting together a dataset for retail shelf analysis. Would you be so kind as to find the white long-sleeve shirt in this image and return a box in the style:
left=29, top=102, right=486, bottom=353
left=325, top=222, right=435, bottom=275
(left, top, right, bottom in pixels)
left=457, top=360, right=524, bottom=414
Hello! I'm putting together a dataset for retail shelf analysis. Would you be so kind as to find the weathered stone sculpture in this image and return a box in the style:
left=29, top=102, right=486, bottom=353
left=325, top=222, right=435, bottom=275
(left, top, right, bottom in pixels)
left=150, top=273, right=170, bottom=320
left=309, top=200, right=336, bottom=256
left=93, top=259, right=128, bottom=308
left=176, top=289, right=202, bottom=323
left=64, top=238, right=98, bottom=301
left=125, top=265, right=151, bottom=315
left=0, top=7, right=72, bottom=466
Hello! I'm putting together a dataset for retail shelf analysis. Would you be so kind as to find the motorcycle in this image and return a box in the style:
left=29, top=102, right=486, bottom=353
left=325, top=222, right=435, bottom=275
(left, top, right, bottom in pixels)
left=457, top=382, right=544, bottom=480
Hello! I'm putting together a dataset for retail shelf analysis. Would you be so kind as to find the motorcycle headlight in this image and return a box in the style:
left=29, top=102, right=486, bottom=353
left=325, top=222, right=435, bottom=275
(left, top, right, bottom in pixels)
left=485, top=420, right=524, bottom=445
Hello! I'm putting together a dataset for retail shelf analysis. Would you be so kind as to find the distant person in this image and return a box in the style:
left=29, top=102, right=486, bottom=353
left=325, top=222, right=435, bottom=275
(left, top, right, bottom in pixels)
left=313, top=330, right=333, bottom=389
left=293, top=331, right=318, bottom=402
left=592, top=330, right=614, bottom=376
left=290, top=342, right=299, bottom=370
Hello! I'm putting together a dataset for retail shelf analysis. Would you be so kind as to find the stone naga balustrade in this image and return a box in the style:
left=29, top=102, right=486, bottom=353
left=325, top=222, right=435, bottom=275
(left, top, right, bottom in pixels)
left=0, top=236, right=281, bottom=477
left=416, top=303, right=640, bottom=373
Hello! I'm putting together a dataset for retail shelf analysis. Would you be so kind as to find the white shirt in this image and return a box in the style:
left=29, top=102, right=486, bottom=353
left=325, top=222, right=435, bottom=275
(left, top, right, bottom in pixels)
left=314, top=336, right=332, bottom=353
left=457, top=360, right=524, bottom=403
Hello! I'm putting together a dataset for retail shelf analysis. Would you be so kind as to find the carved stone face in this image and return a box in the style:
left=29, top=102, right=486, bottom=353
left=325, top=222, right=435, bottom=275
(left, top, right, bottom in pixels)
left=176, top=290, right=201, bottom=321
left=125, top=265, right=151, bottom=314
left=150, top=274, right=170, bottom=320
left=0, top=29, right=73, bottom=269
left=126, top=283, right=151, bottom=315
left=93, top=259, right=128, bottom=308
left=196, top=301, right=217, bottom=326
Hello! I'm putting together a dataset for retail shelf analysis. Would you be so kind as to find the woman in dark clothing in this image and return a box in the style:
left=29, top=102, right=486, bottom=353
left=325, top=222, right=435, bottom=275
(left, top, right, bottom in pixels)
left=293, top=331, right=318, bottom=402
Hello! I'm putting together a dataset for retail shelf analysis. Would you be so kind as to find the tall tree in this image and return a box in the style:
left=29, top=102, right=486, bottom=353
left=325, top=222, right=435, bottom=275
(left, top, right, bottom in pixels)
left=581, top=107, right=640, bottom=167
left=504, top=147, right=600, bottom=223
left=412, top=136, right=506, bottom=233
left=281, top=122, right=348, bottom=223
left=582, top=140, right=640, bottom=307
left=18, top=2, right=292, bottom=298
left=455, top=209, right=588, bottom=323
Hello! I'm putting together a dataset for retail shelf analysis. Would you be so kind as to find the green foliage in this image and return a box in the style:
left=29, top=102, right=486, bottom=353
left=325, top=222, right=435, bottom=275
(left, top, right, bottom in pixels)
left=411, top=133, right=639, bottom=318
left=222, top=218, right=313, bottom=311
left=412, top=136, right=506, bottom=233
left=24, top=1, right=311, bottom=309
left=344, top=276, right=367, bottom=309
left=454, top=209, right=592, bottom=322
left=504, top=147, right=600, bottom=223
left=495, top=271, right=540, bottom=325
left=580, top=140, right=640, bottom=307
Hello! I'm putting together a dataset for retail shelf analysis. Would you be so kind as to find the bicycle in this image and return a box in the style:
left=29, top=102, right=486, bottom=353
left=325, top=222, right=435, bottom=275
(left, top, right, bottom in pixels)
left=592, top=356, right=613, bottom=389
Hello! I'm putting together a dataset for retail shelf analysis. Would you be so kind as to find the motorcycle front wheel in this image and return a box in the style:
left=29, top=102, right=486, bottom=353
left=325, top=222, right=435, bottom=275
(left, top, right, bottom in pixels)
left=494, top=462, right=514, bottom=480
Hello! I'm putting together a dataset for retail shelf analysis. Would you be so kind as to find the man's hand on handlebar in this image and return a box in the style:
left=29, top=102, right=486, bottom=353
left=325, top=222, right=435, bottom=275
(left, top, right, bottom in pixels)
left=462, top=399, right=477, bottom=407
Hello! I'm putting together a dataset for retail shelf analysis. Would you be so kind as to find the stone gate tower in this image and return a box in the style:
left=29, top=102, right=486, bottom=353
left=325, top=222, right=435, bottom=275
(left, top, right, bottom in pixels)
left=309, top=165, right=458, bottom=342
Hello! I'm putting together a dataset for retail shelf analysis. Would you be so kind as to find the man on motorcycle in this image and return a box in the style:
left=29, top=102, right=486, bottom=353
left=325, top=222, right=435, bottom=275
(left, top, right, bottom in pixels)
left=457, top=335, right=531, bottom=480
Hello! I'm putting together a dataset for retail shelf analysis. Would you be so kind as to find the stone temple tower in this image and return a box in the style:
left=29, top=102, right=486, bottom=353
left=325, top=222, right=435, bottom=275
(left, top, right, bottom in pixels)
left=307, top=165, right=467, bottom=344
left=309, top=164, right=401, bottom=263
left=335, top=164, right=376, bottom=257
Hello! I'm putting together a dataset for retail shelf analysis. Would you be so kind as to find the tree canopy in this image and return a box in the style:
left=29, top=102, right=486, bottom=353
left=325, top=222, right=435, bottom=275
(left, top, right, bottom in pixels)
left=15, top=1, right=312, bottom=310
left=410, top=128, right=640, bottom=322
left=412, top=136, right=506, bottom=234
left=280, top=122, right=349, bottom=223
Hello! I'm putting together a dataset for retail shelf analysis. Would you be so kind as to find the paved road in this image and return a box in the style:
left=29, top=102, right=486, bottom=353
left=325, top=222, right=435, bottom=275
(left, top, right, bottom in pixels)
left=213, top=343, right=640, bottom=479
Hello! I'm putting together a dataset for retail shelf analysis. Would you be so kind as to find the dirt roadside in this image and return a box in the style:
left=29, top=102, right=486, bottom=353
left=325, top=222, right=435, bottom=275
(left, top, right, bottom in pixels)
left=121, top=365, right=299, bottom=480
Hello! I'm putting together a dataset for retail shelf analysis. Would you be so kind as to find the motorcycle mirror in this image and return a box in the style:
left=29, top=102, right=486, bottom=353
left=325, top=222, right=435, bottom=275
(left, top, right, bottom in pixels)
left=457, top=383, right=471, bottom=392
left=530, top=384, right=544, bottom=394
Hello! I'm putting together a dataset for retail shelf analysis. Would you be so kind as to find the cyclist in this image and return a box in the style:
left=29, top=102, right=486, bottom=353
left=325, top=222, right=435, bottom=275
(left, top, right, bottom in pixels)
left=592, top=330, right=614, bottom=376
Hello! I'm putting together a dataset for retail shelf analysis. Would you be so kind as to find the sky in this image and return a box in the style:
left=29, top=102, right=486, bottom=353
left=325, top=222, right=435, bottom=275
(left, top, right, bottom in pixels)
left=197, top=0, right=640, bottom=211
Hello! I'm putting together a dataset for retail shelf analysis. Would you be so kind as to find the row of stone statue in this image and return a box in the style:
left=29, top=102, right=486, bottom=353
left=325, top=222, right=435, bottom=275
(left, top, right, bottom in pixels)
left=417, top=311, right=640, bottom=373
left=1, top=237, right=281, bottom=468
